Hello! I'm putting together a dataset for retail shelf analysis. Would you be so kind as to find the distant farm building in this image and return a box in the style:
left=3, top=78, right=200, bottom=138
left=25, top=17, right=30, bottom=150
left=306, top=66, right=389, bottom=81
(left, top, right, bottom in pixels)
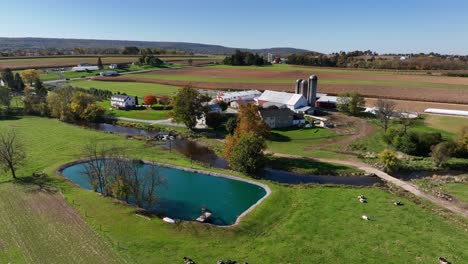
left=111, top=95, right=136, bottom=109
left=316, top=95, right=338, bottom=108
left=72, top=64, right=99, bottom=72
left=259, top=108, right=305, bottom=128
left=109, top=63, right=129, bottom=69
left=217, top=90, right=261, bottom=103
left=256, top=90, right=311, bottom=113
left=424, top=108, right=468, bottom=117
left=99, top=71, right=119, bottom=77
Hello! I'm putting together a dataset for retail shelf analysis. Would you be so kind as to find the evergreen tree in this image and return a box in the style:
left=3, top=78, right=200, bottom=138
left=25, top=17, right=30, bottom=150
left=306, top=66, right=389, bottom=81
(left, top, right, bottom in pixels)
left=1, top=68, right=15, bottom=89
left=97, top=57, right=104, bottom=69
left=34, top=78, right=48, bottom=97
left=13, top=73, right=25, bottom=94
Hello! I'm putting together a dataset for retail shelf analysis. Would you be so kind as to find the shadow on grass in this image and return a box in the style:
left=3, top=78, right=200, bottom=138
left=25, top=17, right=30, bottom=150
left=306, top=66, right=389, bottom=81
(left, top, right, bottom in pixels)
left=266, top=156, right=360, bottom=175
left=15, top=173, right=59, bottom=194
left=269, top=132, right=291, bottom=142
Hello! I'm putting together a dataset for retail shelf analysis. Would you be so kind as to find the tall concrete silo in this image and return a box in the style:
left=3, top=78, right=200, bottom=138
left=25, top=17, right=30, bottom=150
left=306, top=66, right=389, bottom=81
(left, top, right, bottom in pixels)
left=308, top=75, right=318, bottom=107
left=301, top=79, right=308, bottom=100
left=295, top=79, right=303, bottom=94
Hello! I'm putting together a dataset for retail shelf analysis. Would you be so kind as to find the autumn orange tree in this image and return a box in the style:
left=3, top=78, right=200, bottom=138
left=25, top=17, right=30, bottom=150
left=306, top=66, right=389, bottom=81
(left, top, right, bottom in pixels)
left=20, top=69, right=39, bottom=86
left=224, top=103, right=270, bottom=174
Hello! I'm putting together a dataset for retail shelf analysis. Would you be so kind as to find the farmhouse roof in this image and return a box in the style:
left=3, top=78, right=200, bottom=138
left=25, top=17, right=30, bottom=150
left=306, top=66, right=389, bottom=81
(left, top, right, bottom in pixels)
left=258, top=90, right=305, bottom=106
left=259, top=108, right=295, bottom=119
left=111, top=94, right=131, bottom=99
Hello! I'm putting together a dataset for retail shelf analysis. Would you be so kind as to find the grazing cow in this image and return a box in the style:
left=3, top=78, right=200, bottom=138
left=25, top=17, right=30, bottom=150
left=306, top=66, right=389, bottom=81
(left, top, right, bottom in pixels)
left=439, top=257, right=451, bottom=264
left=362, top=215, right=370, bottom=221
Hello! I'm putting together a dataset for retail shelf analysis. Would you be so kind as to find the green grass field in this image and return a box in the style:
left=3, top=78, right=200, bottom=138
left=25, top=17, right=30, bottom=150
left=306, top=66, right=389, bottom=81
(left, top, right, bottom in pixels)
left=70, top=80, right=179, bottom=97
left=267, top=127, right=346, bottom=158
left=442, top=182, right=468, bottom=203
left=0, top=117, right=467, bottom=263
left=424, top=114, right=468, bottom=134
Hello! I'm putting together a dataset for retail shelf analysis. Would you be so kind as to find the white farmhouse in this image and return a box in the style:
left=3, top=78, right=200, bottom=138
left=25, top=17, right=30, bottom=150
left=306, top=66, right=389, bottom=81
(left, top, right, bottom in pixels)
left=111, top=95, right=136, bottom=109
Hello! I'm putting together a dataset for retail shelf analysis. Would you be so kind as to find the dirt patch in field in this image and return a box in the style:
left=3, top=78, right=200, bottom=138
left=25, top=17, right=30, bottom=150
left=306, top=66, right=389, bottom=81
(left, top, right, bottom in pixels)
left=146, top=66, right=468, bottom=86
left=304, top=114, right=375, bottom=151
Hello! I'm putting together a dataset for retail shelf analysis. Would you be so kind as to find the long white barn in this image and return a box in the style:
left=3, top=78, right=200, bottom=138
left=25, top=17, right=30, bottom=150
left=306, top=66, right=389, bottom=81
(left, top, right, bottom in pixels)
left=256, top=90, right=310, bottom=112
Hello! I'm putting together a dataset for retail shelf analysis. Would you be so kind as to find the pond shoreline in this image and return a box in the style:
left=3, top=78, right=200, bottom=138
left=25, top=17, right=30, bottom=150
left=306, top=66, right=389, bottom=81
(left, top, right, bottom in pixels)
left=56, top=158, right=271, bottom=228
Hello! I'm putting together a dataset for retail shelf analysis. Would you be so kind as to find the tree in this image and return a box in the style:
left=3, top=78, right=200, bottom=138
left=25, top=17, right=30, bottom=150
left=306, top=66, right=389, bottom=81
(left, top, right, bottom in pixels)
left=431, top=142, right=454, bottom=167
left=170, top=85, right=209, bottom=130
left=455, top=126, right=468, bottom=157
left=97, top=57, right=103, bottom=69
left=225, top=117, right=237, bottom=135
left=235, top=103, right=270, bottom=138
left=375, top=98, right=396, bottom=132
left=205, top=112, right=223, bottom=129
left=0, top=86, right=11, bottom=109
left=337, top=92, right=365, bottom=115
left=34, top=78, right=47, bottom=97
left=399, top=111, right=414, bottom=134
left=20, top=69, right=39, bottom=86
left=144, top=94, right=158, bottom=105
left=13, top=73, right=25, bottom=94
left=1, top=68, right=15, bottom=88
left=378, top=149, right=400, bottom=172
left=0, top=129, right=26, bottom=179
left=188, top=59, right=193, bottom=66
left=122, top=46, right=140, bottom=55
left=228, top=132, right=266, bottom=174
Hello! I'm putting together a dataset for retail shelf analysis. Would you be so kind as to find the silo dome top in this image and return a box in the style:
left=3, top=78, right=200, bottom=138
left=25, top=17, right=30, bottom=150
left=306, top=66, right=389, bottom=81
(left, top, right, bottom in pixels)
left=310, top=75, right=318, bottom=80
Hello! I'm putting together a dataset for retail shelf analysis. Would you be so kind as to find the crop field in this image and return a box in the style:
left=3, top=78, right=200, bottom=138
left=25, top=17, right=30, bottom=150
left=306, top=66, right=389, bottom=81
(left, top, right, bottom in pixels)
left=70, top=80, right=179, bottom=97
left=0, top=183, right=124, bottom=263
left=0, top=55, right=222, bottom=70
left=94, top=64, right=468, bottom=105
left=0, top=117, right=467, bottom=263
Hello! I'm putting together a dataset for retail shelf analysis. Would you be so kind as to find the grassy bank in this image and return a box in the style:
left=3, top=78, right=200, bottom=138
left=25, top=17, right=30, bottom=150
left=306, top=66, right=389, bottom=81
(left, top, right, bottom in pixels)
left=0, top=116, right=467, bottom=263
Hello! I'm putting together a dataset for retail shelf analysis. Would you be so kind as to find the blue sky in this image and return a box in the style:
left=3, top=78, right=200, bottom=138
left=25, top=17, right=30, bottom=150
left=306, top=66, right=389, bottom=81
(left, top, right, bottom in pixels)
left=0, top=0, right=467, bottom=54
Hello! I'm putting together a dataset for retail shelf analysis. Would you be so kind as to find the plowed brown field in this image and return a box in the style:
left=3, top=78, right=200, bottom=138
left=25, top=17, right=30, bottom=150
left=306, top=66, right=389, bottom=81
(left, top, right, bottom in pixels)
left=94, top=66, right=468, bottom=104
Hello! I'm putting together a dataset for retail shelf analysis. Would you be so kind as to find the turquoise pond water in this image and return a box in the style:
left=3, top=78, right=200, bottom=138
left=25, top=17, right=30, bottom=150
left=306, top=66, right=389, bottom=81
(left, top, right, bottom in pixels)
left=61, top=162, right=267, bottom=226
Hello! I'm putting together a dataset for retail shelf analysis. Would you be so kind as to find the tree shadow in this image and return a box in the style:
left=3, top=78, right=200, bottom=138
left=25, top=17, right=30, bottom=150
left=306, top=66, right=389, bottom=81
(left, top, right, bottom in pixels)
left=14, top=173, right=59, bottom=194
left=269, top=132, right=291, bottom=142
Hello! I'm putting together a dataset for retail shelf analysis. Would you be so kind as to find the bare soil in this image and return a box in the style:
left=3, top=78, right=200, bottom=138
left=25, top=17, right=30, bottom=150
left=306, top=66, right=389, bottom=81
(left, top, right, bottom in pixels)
left=95, top=66, right=468, bottom=104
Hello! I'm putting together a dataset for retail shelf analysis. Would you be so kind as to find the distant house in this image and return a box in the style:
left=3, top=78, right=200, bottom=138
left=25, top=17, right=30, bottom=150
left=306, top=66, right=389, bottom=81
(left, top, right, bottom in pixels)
left=259, top=108, right=304, bottom=128
left=256, top=90, right=310, bottom=113
left=111, top=95, right=136, bottom=109
left=99, top=71, right=119, bottom=77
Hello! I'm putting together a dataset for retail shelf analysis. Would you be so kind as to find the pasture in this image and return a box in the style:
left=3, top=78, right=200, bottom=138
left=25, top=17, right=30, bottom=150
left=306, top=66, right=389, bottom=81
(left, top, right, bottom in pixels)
left=95, top=64, right=468, bottom=105
left=0, top=116, right=467, bottom=262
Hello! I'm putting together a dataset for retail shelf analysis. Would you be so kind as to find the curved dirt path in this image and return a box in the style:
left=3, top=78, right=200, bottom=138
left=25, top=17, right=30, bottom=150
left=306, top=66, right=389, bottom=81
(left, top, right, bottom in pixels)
left=270, top=152, right=468, bottom=217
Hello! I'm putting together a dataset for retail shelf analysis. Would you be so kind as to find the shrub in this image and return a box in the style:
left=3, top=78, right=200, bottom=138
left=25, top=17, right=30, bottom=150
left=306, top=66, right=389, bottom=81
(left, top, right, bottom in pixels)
left=144, top=94, right=158, bottom=105
left=378, top=149, right=400, bottom=172
left=382, top=127, right=403, bottom=144
left=431, top=142, right=455, bottom=167
left=151, top=104, right=173, bottom=110
left=392, top=134, right=417, bottom=154
left=205, top=112, right=223, bottom=129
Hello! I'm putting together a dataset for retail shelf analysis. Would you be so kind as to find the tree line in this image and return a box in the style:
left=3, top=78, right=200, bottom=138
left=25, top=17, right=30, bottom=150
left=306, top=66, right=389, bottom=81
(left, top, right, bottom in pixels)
left=287, top=51, right=468, bottom=71
left=223, top=50, right=270, bottom=66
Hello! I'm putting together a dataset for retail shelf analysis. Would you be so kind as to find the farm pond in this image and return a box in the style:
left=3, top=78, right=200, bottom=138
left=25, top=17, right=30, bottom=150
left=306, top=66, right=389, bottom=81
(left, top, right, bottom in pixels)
left=61, top=162, right=267, bottom=226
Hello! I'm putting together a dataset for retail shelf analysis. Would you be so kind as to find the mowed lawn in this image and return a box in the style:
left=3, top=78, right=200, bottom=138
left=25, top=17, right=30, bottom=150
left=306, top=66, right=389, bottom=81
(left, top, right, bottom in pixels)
left=0, top=117, right=467, bottom=263
left=70, top=80, right=179, bottom=97
left=267, top=127, right=347, bottom=158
